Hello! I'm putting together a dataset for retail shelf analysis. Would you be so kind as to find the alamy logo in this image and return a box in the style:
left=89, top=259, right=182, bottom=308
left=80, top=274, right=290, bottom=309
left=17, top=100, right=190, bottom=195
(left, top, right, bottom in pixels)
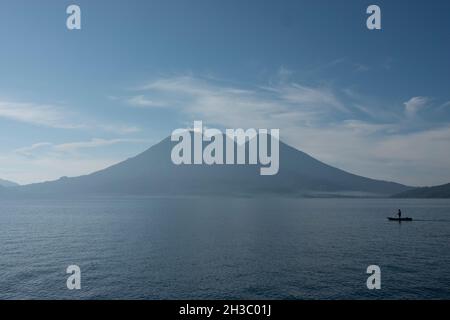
left=66, top=5, right=81, bottom=30
left=366, top=5, right=381, bottom=30
left=66, top=265, right=81, bottom=290
left=171, top=121, right=280, bottom=175
left=366, top=265, right=381, bottom=290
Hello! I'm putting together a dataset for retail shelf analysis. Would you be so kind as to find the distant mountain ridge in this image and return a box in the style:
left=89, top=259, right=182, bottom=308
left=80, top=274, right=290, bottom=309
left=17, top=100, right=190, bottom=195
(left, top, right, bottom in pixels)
left=392, top=183, right=450, bottom=198
left=0, top=178, right=19, bottom=187
left=4, top=134, right=411, bottom=198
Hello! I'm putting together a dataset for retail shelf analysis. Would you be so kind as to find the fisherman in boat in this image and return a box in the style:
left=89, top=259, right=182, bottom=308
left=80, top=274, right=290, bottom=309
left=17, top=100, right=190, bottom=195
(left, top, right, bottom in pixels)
left=388, top=209, right=411, bottom=221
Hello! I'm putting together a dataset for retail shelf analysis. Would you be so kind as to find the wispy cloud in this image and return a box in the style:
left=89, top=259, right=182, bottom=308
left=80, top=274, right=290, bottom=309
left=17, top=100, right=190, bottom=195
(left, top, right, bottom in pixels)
left=126, top=95, right=168, bottom=108
left=0, top=99, right=140, bottom=134
left=54, top=138, right=148, bottom=153
left=404, top=96, right=430, bottom=117
left=14, top=142, right=53, bottom=157
left=15, top=138, right=148, bottom=157
left=353, top=63, right=370, bottom=72
left=273, top=83, right=348, bottom=113
left=0, top=101, right=83, bottom=129
left=137, top=75, right=346, bottom=129
left=304, top=58, right=370, bottom=76
left=98, top=124, right=142, bottom=134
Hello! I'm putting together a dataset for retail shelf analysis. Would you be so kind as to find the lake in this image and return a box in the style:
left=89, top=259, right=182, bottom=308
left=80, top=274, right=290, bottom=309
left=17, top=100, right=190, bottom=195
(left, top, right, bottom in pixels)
left=0, top=197, right=449, bottom=299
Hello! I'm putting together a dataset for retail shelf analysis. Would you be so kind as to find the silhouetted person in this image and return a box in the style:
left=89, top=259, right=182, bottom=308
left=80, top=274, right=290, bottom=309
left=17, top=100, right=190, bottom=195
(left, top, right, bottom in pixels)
left=398, top=209, right=402, bottom=219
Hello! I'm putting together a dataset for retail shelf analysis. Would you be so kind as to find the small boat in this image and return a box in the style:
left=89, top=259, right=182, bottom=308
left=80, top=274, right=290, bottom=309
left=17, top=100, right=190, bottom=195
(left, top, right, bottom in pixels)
left=387, top=217, right=413, bottom=221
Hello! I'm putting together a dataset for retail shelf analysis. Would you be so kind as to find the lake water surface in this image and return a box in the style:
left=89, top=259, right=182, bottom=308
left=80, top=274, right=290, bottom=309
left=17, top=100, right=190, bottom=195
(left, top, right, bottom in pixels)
left=0, top=197, right=449, bottom=299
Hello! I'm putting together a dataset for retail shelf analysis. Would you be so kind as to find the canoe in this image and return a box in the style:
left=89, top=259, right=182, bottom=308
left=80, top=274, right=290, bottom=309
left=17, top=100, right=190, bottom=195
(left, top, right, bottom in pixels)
left=387, top=217, right=413, bottom=221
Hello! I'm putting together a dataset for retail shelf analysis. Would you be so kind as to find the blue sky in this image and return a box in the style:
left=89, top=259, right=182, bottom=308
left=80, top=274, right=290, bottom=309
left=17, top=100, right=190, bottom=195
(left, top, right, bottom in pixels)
left=0, top=0, right=449, bottom=185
